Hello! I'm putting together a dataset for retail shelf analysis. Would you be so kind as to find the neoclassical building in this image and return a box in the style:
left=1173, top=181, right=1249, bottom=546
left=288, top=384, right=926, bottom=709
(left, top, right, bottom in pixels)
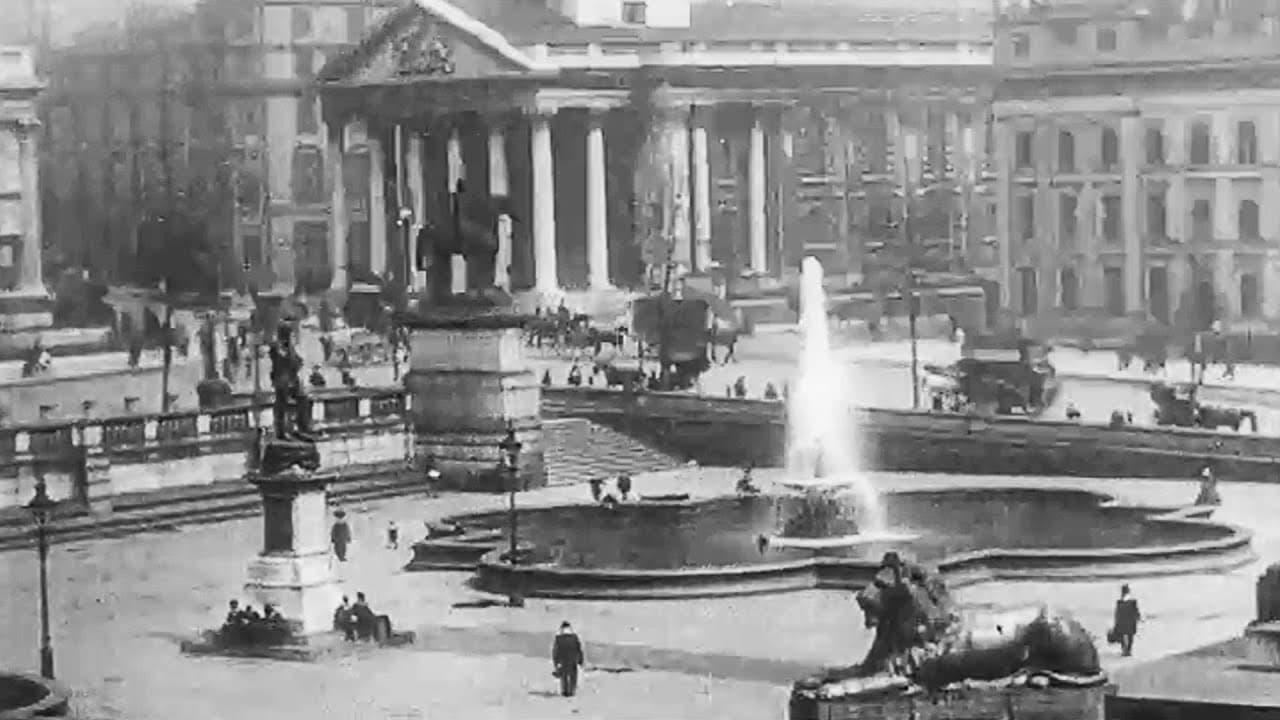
left=995, top=0, right=1280, bottom=330
left=0, top=46, right=47, bottom=328
left=317, top=0, right=996, bottom=305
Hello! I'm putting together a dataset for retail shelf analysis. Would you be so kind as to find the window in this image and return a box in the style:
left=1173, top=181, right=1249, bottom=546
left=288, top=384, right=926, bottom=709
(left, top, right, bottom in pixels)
left=1145, top=126, right=1164, bottom=165
left=1060, top=268, right=1079, bottom=310
left=1147, top=192, right=1167, bottom=239
left=1057, top=130, right=1075, bottom=172
left=291, top=7, right=312, bottom=39
left=241, top=233, right=262, bottom=270
left=1017, top=195, right=1035, bottom=241
left=1148, top=267, right=1170, bottom=323
left=1104, top=267, right=1125, bottom=317
left=1101, top=128, right=1119, bottom=169
left=1018, top=268, right=1038, bottom=316
left=1241, top=273, right=1261, bottom=318
left=1102, top=195, right=1122, bottom=242
left=294, top=47, right=314, bottom=80
left=1192, top=198, right=1213, bottom=239
left=1015, top=131, right=1034, bottom=169
left=296, top=94, right=318, bottom=135
left=622, top=1, right=647, bottom=24
left=1237, top=121, right=1258, bottom=164
left=1012, top=33, right=1031, bottom=58
left=1051, top=20, right=1079, bottom=45
left=1239, top=199, right=1260, bottom=240
left=1096, top=27, right=1118, bottom=51
left=292, top=145, right=325, bottom=205
left=345, top=7, right=366, bottom=40
left=1059, top=194, right=1077, bottom=246
left=1189, top=120, right=1212, bottom=164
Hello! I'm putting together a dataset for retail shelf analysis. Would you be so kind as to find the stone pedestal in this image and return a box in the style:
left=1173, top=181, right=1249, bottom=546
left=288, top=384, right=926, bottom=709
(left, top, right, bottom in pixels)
left=402, top=307, right=544, bottom=491
left=243, top=467, right=341, bottom=636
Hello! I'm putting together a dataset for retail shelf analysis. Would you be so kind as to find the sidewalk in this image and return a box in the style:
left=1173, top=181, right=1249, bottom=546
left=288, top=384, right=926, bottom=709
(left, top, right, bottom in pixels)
left=837, top=338, right=1280, bottom=398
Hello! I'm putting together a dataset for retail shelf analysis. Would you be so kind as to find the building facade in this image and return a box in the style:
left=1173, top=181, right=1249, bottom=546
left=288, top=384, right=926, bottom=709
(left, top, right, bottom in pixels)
left=0, top=46, right=48, bottom=327
left=995, top=0, right=1280, bottom=330
left=42, top=0, right=998, bottom=301
left=318, top=0, right=997, bottom=303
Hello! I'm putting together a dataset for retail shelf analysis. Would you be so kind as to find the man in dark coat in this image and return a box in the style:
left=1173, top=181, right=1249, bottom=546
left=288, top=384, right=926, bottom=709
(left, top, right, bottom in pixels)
left=331, top=510, right=351, bottom=561
left=1112, top=584, right=1141, bottom=657
left=551, top=621, right=585, bottom=697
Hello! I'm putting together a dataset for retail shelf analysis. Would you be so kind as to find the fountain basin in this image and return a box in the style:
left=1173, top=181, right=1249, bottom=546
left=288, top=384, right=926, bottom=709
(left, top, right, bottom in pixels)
left=0, top=673, right=69, bottom=719
left=410, top=485, right=1254, bottom=600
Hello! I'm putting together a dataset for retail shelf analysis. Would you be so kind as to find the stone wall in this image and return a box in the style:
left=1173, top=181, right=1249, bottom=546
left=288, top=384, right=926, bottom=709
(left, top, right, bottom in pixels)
left=6, top=381, right=1280, bottom=519
left=543, top=388, right=1280, bottom=483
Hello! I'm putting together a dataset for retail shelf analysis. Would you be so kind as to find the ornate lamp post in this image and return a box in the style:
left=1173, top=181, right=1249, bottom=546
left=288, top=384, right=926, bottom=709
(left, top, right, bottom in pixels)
left=26, top=469, right=56, bottom=679
left=498, top=423, right=523, bottom=607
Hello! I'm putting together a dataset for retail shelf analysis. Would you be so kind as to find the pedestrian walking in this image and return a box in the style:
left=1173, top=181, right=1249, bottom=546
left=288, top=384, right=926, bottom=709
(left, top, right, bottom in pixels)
left=551, top=621, right=585, bottom=697
left=1109, top=584, right=1141, bottom=657
left=386, top=520, right=399, bottom=549
left=331, top=510, right=351, bottom=561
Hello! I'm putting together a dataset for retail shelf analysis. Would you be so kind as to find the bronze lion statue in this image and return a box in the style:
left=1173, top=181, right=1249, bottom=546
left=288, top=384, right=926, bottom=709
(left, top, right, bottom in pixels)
left=801, top=553, right=1104, bottom=699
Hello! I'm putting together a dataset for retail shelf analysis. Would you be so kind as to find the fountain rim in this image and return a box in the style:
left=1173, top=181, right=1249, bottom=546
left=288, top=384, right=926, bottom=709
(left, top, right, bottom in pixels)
left=430, top=485, right=1255, bottom=600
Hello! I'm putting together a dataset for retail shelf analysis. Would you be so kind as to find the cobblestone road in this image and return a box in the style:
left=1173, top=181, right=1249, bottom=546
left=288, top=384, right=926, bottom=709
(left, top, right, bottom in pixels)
left=0, top=470, right=1273, bottom=719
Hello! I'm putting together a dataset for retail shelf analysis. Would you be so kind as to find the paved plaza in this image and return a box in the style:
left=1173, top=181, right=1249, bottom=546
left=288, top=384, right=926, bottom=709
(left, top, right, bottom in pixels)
left=0, top=468, right=1272, bottom=719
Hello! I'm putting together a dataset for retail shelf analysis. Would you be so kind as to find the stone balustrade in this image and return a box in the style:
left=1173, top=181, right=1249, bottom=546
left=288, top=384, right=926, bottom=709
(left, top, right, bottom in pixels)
left=0, top=388, right=412, bottom=513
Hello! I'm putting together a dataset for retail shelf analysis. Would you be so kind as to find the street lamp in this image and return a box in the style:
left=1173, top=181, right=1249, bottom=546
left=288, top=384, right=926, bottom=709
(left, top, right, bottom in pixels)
left=25, top=470, right=56, bottom=679
left=498, top=423, right=524, bottom=607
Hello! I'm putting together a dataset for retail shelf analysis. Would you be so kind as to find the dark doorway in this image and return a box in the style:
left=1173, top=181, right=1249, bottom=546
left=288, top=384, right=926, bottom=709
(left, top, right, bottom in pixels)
left=1148, top=266, right=1169, bottom=324
left=1104, top=267, right=1124, bottom=317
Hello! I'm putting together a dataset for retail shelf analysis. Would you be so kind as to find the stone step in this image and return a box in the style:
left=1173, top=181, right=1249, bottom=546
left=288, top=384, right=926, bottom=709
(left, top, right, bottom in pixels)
left=542, top=418, right=682, bottom=487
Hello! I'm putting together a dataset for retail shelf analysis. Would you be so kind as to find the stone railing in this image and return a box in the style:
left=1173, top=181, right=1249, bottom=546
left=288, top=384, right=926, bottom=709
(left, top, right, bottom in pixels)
left=0, top=388, right=412, bottom=513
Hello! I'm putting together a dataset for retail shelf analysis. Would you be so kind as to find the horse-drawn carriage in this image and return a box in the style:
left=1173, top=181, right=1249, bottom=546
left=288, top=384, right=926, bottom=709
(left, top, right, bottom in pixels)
left=942, top=334, right=1059, bottom=416
left=1150, top=381, right=1258, bottom=432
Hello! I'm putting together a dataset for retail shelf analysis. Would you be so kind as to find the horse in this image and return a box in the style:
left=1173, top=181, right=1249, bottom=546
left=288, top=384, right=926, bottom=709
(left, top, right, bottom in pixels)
left=1198, top=404, right=1258, bottom=432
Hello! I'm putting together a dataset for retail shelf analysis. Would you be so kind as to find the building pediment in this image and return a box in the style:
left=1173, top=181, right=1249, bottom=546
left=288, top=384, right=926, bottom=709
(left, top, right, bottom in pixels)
left=320, top=0, right=553, bottom=87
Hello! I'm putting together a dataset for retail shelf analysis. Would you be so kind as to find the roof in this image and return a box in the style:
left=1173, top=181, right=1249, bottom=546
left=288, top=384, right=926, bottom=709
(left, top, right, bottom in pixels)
left=463, top=0, right=992, bottom=46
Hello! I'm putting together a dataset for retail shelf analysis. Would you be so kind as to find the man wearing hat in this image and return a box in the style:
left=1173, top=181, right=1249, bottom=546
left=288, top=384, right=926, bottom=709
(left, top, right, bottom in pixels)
left=551, top=621, right=585, bottom=697
left=331, top=509, right=352, bottom=561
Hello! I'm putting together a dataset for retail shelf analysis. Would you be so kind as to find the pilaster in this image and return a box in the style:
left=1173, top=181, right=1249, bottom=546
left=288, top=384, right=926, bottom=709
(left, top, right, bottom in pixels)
left=326, top=121, right=348, bottom=291
left=368, top=132, right=387, bottom=279
left=1120, top=115, right=1144, bottom=313
left=15, top=120, right=42, bottom=294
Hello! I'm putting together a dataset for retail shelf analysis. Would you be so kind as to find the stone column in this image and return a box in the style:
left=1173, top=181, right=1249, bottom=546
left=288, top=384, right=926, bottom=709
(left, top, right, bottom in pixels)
left=585, top=109, right=611, bottom=290
left=447, top=124, right=467, bottom=294
left=662, top=106, right=692, bottom=272
left=690, top=106, right=714, bottom=273
left=326, top=121, right=348, bottom=291
left=1120, top=114, right=1144, bottom=313
left=368, top=133, right=387, bottom=279
left=748, top=110, right=768, bottom=273
left=488, top=122, right=513, bottom=292
left=406, top=132, right=427, bottom=293
left=995, top=120, right=1014, bottom=309
left=16, top=121, right=42, bottom=294
left=531, top=110, right=559, bottom=294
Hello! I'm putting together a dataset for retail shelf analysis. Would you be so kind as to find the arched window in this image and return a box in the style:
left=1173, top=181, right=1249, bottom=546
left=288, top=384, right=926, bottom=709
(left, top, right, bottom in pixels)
left=1239, top=199, right=1261, bottom=240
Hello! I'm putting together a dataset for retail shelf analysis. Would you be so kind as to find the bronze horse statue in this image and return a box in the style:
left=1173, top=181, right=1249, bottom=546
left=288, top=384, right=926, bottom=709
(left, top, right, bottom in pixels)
left=799, top=554, right=1103, bottom=698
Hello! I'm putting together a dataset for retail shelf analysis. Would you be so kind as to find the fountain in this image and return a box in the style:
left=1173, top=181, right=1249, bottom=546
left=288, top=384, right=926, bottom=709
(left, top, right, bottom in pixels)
left=769, top=257, right=914, bottom=550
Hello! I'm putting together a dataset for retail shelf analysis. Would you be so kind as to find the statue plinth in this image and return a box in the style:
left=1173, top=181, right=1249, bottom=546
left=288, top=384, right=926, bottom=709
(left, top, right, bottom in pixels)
left=242, top=467, right=341, bottom=636
left=398, top=294, right=545, bottom=492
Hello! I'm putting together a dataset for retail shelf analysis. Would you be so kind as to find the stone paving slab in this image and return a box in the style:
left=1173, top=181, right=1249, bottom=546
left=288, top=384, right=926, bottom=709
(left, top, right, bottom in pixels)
left=0, top=470, right=1274, bottom=720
